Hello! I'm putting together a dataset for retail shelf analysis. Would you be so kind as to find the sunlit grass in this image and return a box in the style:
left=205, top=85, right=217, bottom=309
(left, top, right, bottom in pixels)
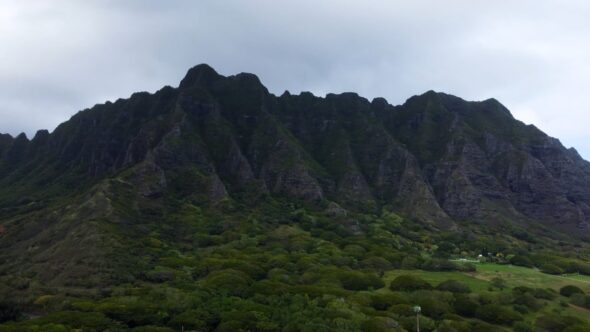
left=474, top=263, right=590, bottom=292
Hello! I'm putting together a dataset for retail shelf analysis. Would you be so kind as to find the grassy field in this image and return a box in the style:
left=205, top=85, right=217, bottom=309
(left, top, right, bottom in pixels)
left=382, top=269, right=491, bottom=292
left=473, top=263, right=590, bottom=292
left=383, top=263, right=590, bottom=292
left=382, top=262, right=590, bottom=323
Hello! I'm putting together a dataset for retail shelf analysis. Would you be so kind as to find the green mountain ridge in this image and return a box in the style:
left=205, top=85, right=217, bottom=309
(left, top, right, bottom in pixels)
left=2, top=64, right=589, bottom=234
left=1, top=64, right=590, bottom=331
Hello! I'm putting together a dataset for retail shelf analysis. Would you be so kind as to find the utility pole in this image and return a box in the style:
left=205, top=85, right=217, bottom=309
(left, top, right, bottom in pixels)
left=413, top=305, right=421, bottom=332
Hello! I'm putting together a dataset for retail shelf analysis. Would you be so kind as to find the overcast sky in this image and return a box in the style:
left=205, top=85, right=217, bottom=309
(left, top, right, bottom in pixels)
left=1, top=1, right=590, bottom=159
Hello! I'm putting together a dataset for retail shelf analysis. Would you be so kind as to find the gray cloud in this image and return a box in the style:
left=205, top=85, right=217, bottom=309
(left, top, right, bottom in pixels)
left=2, top=0, right=590, bottom=158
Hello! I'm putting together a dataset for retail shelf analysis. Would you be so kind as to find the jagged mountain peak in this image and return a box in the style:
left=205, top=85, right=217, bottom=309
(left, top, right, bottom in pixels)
left=178, top=63, right=222, bottom=89
left=1, top=64, right=590, bottom=237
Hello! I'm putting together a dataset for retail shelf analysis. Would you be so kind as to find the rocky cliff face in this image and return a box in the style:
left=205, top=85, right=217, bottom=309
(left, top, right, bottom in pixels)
left=1, top=64, right=590, bottom=237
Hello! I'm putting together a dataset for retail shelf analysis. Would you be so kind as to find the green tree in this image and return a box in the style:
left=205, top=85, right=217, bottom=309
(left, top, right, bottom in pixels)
left=390, top=275, right=432, bottom=292
left=436, top=280, right=471, bottom=293
left=560, top=285, right=585, bottom=297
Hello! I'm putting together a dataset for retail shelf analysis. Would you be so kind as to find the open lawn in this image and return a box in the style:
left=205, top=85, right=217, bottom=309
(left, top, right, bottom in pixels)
left=473, top=263, right=590, bottom=292
left=382, top=263, right=590, bottom=326
left=382, top=269, right=491, bottom=292
left=382, top=263, right=590, bottom=293
left=384, top=263, right=590, bottom=293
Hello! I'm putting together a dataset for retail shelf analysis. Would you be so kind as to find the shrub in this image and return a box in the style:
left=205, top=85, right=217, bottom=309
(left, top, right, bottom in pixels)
left=390, top=275, right=432, bottom=292
left=400, top=315, right=435, bottom=332
left=535, top=313, right=585, bottom=332
left=513, top=304, right=529, bottom=314
left=361, top=317, right=400, bottom=332
left=512, top=286, right=533, bottom=294
left=143, top=270, right=175, bottom=283
left=453, top=295, right=479, bottom=317
left=370, top=293, right=406, bottom=311
left=509, top=255, right=534, bottom=268
left=490, top=277, right=506, bottom=290
left=541, top=264, right=564, bottom=275
left=436, top=320, right=472, bottom=332
left=389, top=304, right=414, bottom=316
left=475, top=304, right=523, bottom=325
left=339, top=271, right=384, bottom=291
left=533, top=288, right=556, bottom=300
left=219, top=310, right=277, bottom=332
left=360, top=257, right=392, bottom=271
left=434, top=241, right=456, bottom=258
left=168, top=309, right=215, bottom=331
left=220, top=260, right=266, bottom=280
left=31, top=311, right=124, bottom=330
left=343, top=244, right=367, bottom=259
left=436, top=280, right=471, bottom=293
left=96, top=297, right=162, bottom=326
left=513, top=293, right=542, bottom=311
left=570, top=294, right=590, bottom=309
left=469, top=321, right=505, bottom=332
left=414, top=291, right=452, bottom=318
left=456, top=263, right=476, bottom=272
left=400, top=256, right=421, bottom=269
left=202, top=269, right=253, bottom=297
left=560, top=285, right=585, bottom=297
left=421, top=259, right=459, bottom=272
left=513, top=321, right=533, bottom=332
left=570, top=262, right=590, bottom=275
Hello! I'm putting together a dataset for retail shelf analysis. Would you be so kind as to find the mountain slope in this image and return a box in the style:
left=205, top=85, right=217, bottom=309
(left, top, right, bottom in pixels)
left=1, top=64, right=590, bottom=331
left=2, top=64, right=590, bottom=287
left=2, top=64, right=590, bottom=234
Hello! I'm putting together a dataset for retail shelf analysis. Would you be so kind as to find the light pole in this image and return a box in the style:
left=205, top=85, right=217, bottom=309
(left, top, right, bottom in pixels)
left=413, top=305, right=421, bottom=332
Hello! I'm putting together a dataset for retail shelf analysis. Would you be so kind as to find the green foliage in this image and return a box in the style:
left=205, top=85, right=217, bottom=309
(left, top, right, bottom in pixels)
left=560, top=285, right=585, bottom=297
left=570, top=294, right=590, bottom=309
left=421, top=258, right=462, bottom=271
left=490, top=277, right=507, bottom=290
left=389, top=303, right=414, bottom=316
left=512, top=292, right=542, bottom=311
left=360, top=317, right=402, bottom=332
left=533, top=288, right=556, bottom=300
left=413, top=290, right=453, bottom=318
left=510, top=255, right=534, bottom=268
left=202, top=270, right=253, bottom=297
left=535, top=313, right=588, bottom=332
left=339, top=271, right=384, bottom=291
left=168, top=309, right=216, bottom=331
left=453, top=295, right=479, bottom=317
left=475, top=304, right=523, bottom=325
left=513, top=321, right=533, bottom=332
left=0, top=179, right=589, bottom=331
left=28, top=311, right=123, bottom=330
left=436, top=280, right=471, bottom=293
left=370, top=293, right=405, bottom=311
left=390, top=275, right=432, bottom=292
left=541, top=264, right=564, bottom=275
left=400, top=314, right=436, bottom=332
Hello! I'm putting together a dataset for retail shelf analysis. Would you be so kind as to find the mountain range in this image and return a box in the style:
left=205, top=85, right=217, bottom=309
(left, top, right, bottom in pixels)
left=2, top=64, right=590, bottom=235
left=0, top=64, right=590, bottom=332
left=1, top=65, right=590, bottom=331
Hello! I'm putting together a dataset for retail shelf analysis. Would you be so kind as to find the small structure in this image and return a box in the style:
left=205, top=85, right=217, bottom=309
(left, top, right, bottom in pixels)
left=413, top=305, right=421, bottom=332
